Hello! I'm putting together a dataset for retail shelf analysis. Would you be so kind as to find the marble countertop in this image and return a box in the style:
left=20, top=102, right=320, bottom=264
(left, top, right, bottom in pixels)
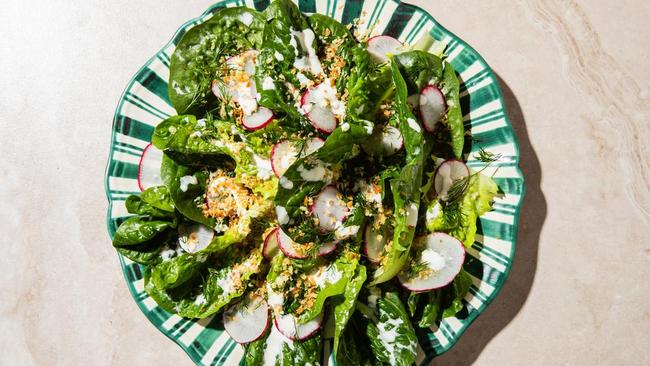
left=1, top=0, right=648, bottom=364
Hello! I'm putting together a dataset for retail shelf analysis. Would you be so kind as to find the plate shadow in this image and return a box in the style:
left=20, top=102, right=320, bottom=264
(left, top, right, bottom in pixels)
left=432, top=74, right=546, bottom=365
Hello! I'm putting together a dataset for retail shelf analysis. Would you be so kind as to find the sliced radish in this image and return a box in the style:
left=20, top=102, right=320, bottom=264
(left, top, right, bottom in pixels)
left=242, top=107, right=274, bottom=130
left=137, top=143, right=164, bottom=191
left=367, top=35, right=403, bottom=63
left=301, top=85, right=340, bottom=134
left=364, top=223, right=386, bottom=264
left=434, top=159, right=470, bottom=201
left=271, top=137, right=325, bottom=178
left=178, top=224, right=214, bottom=253
left=364, top=125, right=404, bottom=156
left=274, top=311, right=323, bottom=340
left=212, top=50, right=273, bottom=123
left=226, top=50, right=259, bottom=74
left=420, top=85, right=447, bottom=132
left=277, top=228, right=310, bottom=259
left=304, top=137, right=325, bottom=155
left=263, top=228, right=280, bottom=260
left=270, top=140, right=295, bottom=178
left=317, top=241, right=338, bottom=256
left=398, top=232, right=465, bottom=292
left=311, top=185, right=350, bottom=232
left=223, top=295, right=270, bottom=344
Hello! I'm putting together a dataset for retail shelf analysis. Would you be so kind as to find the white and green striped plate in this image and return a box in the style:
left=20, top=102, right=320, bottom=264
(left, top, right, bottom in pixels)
left=104, top=0, right=525, bottom=364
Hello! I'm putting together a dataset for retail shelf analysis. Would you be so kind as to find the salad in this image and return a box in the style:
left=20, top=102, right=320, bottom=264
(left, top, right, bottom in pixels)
left=112, top=0, right=501, bottom=364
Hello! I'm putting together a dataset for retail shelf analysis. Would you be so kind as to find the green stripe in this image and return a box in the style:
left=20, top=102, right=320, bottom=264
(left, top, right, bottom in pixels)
left=298, top=0, right=316, bottom=13
left=126, top=91, right=171, bottom=118
left=253, top=0, right=270, bottom=11
left=341, top=0, right=363, bottom=25
left=404, top=13, right=427, bottom=44
left=124, top=94, right=168, bottom=121
left=382, top=2, right=416, bottom=38
left=114, top=115, right=154, bottom=141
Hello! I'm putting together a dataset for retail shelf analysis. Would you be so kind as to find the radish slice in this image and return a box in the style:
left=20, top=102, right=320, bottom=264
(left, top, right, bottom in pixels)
left=420, top=85, right=447, bottom=132
left=434, top=159, right=470, bottom=201
left=212, top=50, right=272, bottom=124
left=263, top=228, right=280, bottom=260
left=364, top=125, right=404, bottom=156
left=242, top=107, right=274, bottom=130
left=178, top=224, right=214, bottom=253
left=311, top=185, right=350, bottom=232
left=274, top=311, right=323, bottom=340
left=137, top=143, right=164, bottom=191
left=226, top=50, right=259, bottom=74
left=223, top=295, right=270, bottom=344
left=398, top=232, right=465, bottom=292
left=301, top=84, right=342, bottom=134
left=271, top=137, right=325, bottom=178
left=367, top=35, right=403, bottom=63
left=364, top=223, right=386, bottom=264
left=277, top=228, right=310, bottom=259
left=317, top=241, right=338, bottom=256
left=270, top=141, right=296, bottom=178
left=304, top=137, right=325, bottom=155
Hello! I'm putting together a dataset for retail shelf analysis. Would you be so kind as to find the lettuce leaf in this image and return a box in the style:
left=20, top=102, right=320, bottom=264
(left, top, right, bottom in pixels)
left=426, top=172, right=498, bottom=247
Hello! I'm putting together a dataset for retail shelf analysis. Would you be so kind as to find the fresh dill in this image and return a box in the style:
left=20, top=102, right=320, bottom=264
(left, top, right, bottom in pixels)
left=443, top=147, right=500, bottom=205
left=474, top=147, right=502, bottom=163
left=407, top=260, right=430, bottom=279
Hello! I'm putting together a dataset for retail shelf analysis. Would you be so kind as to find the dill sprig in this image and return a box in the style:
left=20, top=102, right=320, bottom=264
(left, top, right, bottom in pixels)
left=443, top=147, right=501, bottom=205
left=407, top=261, right=430, bottom=279
left=474, top=147, right=502, bottom=163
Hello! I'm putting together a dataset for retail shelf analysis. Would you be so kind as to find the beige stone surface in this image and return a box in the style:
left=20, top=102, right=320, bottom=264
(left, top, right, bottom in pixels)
left=1, top=0, right=648, bottom=365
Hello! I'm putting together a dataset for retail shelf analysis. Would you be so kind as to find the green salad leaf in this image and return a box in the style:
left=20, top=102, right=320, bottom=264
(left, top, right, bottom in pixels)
left=426, top=171, right=499, bottom=247
left=366, top=292, right=418, bottom=366
left=168, top=8, right=265, bottom=115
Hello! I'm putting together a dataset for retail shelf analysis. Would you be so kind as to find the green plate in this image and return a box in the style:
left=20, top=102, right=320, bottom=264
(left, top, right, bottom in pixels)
left=104, top=0, right=525, bottom=364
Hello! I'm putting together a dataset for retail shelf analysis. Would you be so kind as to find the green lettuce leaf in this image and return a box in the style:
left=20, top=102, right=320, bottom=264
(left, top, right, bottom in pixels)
left=371, top=59, right=425, bottom=284
left=366, top=292, right=418, bottom=366
left=168, top=7, right=265, bottom=115
left=426, top=172, right=498, bottom=247
left=333, top=265, right=367, bottom=354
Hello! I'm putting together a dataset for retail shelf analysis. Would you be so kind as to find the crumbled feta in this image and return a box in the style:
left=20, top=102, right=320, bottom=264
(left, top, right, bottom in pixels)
left=276, top=206, right=289, bottom=225
left=420, top=249, right=446, bottom=271
left=179, top=175, right=198, bottom=192
left=262, top=76, right=275, bottom=90
left=279, top=176, right=294, bottom=189
left=407, top=118, right=421, bottom=132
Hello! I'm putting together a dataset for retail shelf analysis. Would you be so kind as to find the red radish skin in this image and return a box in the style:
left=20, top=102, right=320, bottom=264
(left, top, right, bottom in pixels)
left=419, top=85, right=447, bottom=132
left=242, top=107, right=274, bottom=131
left=310, top=185, right=350, bottom=232
left=137, top=143, right=164, bottom=192
left=262, top=228, right=280, bottom=260
left=397, top=233, right=466, bottom=292
left=274, top=311, right=323, bottom=340
left=223, top=296, right=270, bottom=344
left=433, top=159, right=470, bottom=201
left=367, top=35, right=403, bottom=63
left=270, top=141, right=293, bottom=178
left=304, top=137, right=325, bottom=155
left=277, top=229, right=310, bottom=259
left=317, top=241, right=338, bottom=256
left=271, top=138, right=326, bottom=178
left=301, top=88, right=337, bottom=134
